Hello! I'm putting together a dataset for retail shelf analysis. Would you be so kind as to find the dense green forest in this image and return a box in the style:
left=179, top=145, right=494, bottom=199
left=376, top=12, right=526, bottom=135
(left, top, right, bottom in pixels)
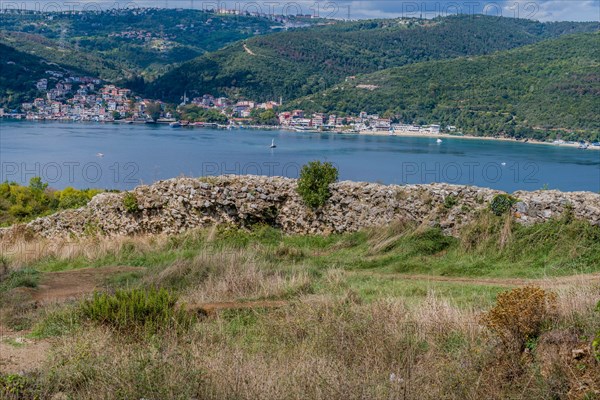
left=0, top=8, right=290, bottom=80
left=0, top=31, right=127, bottom=82
left=0, top=43, right=69, bottom=108
left=289, top=33, right=600, bottom=141
left=146, top=15, right=598, bottom=102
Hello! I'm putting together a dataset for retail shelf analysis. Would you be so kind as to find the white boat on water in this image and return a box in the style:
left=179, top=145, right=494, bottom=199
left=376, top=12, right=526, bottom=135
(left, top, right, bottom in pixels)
left=169, top=122, right=181, bottom=128
left=436, top=138, right=443, bottom=143
left=294, top=126, right=312, bottom=132
left=96, top=152, right=104, bottom=158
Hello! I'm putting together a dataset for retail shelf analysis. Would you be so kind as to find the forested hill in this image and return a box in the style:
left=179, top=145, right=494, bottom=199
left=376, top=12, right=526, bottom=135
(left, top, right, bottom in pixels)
left=146, top=15, right=598, bottom=102
left=0, top=31, right=127, bottom=82
left=0, top=43, right=78, bottom=107
left=289, top=33, right=600, bottom=141
left=0, top=8, right=293, bottom=80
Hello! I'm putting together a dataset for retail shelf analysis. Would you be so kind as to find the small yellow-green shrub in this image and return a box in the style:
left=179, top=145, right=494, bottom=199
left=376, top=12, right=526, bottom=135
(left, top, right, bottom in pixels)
left=482, top=286, right=557, bottom=351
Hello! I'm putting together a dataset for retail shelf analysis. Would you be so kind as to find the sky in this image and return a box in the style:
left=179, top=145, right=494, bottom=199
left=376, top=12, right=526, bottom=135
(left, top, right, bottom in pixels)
left=1, top=0, right=599, bottom=21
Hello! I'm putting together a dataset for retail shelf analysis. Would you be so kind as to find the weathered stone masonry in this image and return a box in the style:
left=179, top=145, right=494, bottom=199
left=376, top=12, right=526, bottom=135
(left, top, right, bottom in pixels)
left=1, top=175, right=599, bottom=239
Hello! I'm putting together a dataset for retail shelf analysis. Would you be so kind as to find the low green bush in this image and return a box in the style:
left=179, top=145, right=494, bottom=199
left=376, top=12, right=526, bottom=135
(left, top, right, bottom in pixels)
left=0, top=373, right=40, bottom=400
left=57, top=187, right=102, bottom=209
left=80, top=288, right=194, bottom=335
left=443, top=195, right=458, bottom=209
left=0, top=178, right=103, bottom=226
left=296, top=161, right=339, bottom=209
left=122, top=192, right=139, bottom=213
left=490, top=194, right=517, bottom=216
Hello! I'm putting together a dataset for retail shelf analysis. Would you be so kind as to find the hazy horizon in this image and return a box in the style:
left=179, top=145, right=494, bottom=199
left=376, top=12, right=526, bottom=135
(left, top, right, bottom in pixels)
left=2, top=0, right=599, bottom=22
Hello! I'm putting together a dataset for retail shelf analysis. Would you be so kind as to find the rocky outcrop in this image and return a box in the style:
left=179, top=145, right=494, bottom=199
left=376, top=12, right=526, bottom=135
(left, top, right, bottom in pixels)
left=1, top=175, right=599, bottom=240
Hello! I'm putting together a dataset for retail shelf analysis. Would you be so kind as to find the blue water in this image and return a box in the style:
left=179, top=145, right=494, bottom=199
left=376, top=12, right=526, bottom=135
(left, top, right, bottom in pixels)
left=1, top=121, right=599, bottom=192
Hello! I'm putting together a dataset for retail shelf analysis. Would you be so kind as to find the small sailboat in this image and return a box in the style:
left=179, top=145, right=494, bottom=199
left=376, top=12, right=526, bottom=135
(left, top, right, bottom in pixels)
left=96, top=152, right=104, bottom=158
left=501, top=162, right=506, bottom=166
left=436, top=138, right=443, bottom=144
left=270, top=138, right=277, bottom=148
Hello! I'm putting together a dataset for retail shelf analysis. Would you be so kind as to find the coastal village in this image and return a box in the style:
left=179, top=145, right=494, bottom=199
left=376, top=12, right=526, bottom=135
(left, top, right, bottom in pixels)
left=0, top=76, right=445, bottom=135
left=2, top=76, right=599, bottom=148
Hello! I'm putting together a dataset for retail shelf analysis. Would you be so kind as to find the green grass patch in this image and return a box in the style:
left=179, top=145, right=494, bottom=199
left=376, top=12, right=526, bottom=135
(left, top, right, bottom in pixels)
left=21, top=215, right=600, bottom=285
left=2, top=338, right=26, bottom=348
left=0, top=268, right=40, bottom=292
left=313, top=272, right=505, bottom=308
left=104, top=271, right=144, bottom=289
left=29, top=307, right=81, bottom=339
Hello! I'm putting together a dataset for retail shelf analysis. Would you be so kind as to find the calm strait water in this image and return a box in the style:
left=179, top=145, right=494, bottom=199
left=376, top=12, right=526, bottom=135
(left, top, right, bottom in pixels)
left=1, top=121, right=599, bottom=192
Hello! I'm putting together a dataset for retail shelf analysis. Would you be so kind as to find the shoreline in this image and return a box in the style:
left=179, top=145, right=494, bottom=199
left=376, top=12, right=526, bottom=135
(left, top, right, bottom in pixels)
left=283, top=126, right=600, bottom=150
left=3, top=117, right=599, bottom=150
left=356, top=130, right=600, bottom=150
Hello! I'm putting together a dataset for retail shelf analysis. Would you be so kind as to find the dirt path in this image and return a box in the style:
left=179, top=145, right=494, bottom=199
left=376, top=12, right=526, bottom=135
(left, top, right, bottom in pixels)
left=31, top=266, right=145, bottom=304
left=0, top=266, right=145, bottom=374
left=0, top=335, right=51, bottom=374
left=243, top=43, right=256, bottom=56
left=348, top=271, right=600, bottom=288
left=180, top=272, right=600, bottom=315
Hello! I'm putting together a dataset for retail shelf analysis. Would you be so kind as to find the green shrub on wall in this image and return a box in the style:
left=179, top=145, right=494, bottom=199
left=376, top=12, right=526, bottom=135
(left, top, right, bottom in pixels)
left=123, top=192, right=139, bottom=213
left=296, top=161, right=339, bottom=209
left=490, top=194, right=517, bottom=216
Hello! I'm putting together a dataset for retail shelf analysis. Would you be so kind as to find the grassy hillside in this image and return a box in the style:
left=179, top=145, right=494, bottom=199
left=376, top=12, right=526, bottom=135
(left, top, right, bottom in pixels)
left=146, top=15, right=598, bottom=102
left=290, top=32, right=600, bottom=141
left=0, top=8, right=290, bottom=80
left=1, top=214, right=599, bottom=398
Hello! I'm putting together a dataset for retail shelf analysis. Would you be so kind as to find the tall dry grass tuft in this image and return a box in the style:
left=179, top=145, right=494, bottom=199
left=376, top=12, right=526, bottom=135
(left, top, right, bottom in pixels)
left=459, top=211, right=499, bottom=251
left=552, top=283, right=600, bottom=323
left=0, top=234, right=170, bottom=268
left=366, top=219, right=414, bottom=254
left=411, top=291, right=483, bottom=343
left=499, top=212, right=513, bottom=249
left=181, top=250, right=311, bottom=303
left=40, top=327, right=205, bottom=399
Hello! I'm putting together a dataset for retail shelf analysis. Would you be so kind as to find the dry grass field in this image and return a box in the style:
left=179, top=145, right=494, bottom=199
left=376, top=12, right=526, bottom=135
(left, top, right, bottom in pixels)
left=0, top=214, right=599, bottom=399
